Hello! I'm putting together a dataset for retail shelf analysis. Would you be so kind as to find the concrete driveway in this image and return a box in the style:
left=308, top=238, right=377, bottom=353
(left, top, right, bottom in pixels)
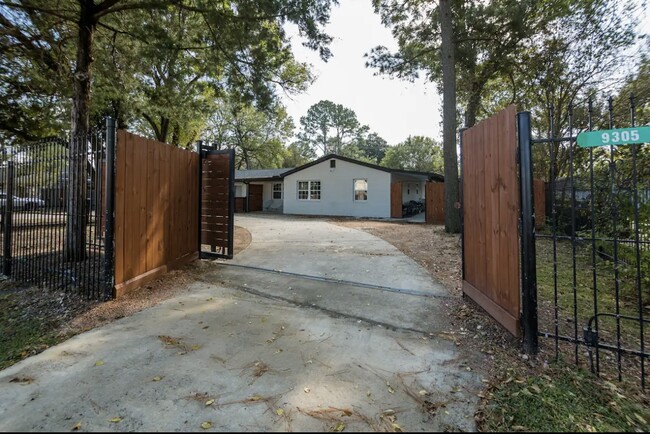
left=0, top=214, right=483, bottom=432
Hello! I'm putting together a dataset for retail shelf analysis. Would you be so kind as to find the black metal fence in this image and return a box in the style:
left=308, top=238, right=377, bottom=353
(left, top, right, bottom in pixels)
left=519, top=95, right=649, bottom=388
left=0, top=122, right=115, bottom=300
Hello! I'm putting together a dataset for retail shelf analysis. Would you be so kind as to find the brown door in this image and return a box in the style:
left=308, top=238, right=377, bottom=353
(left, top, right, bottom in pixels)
left=390, top=182, right=402, bottom=218
left=425, top=182, right=445, bottom=224
left=248, top=184, right=263, bottom=211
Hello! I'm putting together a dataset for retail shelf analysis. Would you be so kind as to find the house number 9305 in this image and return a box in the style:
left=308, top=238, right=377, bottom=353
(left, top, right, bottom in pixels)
left=601, top=130, right=639, bottom=144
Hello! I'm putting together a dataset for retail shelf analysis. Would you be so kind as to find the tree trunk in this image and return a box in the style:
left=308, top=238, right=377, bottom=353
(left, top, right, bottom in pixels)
left=464, top=89, right=481, bottom=128
left=66, top=1, right=95, bottom=261
left=439, top=0, right=461, bottom=233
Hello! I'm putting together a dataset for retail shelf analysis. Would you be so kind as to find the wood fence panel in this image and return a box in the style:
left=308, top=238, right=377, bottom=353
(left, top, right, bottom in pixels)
left=114, top=131, right=199, bottom=297
left=425, top=182, right=444, bottom=224
left=462, top=105, right=521, bottom=336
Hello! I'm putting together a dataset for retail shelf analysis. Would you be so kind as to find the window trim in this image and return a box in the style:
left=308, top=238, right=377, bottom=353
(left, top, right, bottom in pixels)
left=297, top=180, right=321, bottom=201
left=353, top=178, right=368, bottom=202
left=272, top=182, right=283, bottom=199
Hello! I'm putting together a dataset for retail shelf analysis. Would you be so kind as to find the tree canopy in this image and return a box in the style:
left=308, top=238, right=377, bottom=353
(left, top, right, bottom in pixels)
left=296, top=99, right=389, bottom=162
left=381, top=135, right=443, bottom=173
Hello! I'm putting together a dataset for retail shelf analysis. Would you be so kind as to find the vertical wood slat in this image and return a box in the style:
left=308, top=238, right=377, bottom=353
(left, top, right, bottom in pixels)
left=462, top=105, right=521, bottom=336
left=115, top=130, right=127, bottom=285
left=485, top=112, right=500, bottom=305
left=502, top=106, right=520, bottom=317
left=113, top=131, right=199, bottom=295
left=124, top=131, right=136, bottom=283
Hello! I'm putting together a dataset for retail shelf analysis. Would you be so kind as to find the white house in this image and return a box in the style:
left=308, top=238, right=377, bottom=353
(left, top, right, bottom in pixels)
left=234, top=154, right=443, bottom=219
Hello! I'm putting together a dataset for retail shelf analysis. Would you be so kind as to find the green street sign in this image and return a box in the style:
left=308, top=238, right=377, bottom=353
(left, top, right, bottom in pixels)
left=577, top=126, right=650, bottom=148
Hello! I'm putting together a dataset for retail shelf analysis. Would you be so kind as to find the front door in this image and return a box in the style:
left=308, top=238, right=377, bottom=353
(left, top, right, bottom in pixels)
left=249, top=184, right=263, bottom=212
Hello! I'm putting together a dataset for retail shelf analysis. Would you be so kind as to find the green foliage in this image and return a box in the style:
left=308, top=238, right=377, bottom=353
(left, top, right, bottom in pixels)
left=203, top=100, right=294, bottom=169
left=282, top=141, right=316, bottom=168
left=357, top=132, right=389, bottom=164
left=482, top=362, right=650, bottom=432
left=381, top=136, right=443, bottom=173
left=297, top=99, right=388, bottom=162
left=0, top=0, right=337, bottom=145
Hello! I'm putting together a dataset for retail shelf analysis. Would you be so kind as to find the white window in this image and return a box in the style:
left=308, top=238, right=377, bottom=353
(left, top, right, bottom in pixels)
left=298, top=180, right=321, bottom=200
left=272, top=183, right=282, bottom=199
left=354, top=179, right=368, bottom=201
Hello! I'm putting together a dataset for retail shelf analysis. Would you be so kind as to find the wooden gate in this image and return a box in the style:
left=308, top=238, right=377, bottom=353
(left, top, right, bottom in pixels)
left=461, top=105, right=521, bottom=336
left=200, top=148, right=235, bottom=259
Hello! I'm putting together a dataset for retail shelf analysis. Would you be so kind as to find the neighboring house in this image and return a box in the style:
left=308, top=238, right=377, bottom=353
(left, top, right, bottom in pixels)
left=234, top=168, right=293, bottom=213
left=234, top=154, right=443, bottom=219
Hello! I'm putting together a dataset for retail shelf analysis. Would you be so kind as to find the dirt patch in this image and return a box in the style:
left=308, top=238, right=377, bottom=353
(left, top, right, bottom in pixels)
left=233, top=224, right=252, bottom=255
left=1, top=225, right=253, bottom=367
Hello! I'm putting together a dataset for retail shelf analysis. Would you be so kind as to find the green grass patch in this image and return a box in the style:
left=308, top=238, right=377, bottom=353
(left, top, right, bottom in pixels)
left=0, top=290, right=66, bottom=370
left=481, top=362, right=650, bottom=432
left=535, top=237, right=646, bottom=347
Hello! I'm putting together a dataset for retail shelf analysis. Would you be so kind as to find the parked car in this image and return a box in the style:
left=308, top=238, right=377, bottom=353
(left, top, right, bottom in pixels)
left=0, top=193, right=46, bottom=210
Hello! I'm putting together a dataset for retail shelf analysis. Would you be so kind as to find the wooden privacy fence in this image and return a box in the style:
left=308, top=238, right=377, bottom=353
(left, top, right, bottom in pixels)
left=114, top=131, right=199, bottom=297
left=461, top=105, right=521, bottom=336
left=425, top=182, right=444, bottom=224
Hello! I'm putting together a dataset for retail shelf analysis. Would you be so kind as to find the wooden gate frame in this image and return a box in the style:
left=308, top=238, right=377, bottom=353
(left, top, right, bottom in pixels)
left=199, top=147, right=235, bottom=259
left=460, top=105, right=521, bottom=337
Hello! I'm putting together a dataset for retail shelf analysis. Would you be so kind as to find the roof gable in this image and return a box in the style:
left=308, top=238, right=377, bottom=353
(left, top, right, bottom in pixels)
left=281, top=154, right=444, bottom=181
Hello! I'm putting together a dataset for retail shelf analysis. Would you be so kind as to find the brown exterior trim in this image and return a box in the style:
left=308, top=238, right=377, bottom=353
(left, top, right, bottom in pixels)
left=463, top=280, right=520, bottom=337
left=114, top=252, right=198, bottom=298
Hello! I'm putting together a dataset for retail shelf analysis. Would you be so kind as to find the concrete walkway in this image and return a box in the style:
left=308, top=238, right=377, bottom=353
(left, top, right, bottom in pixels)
left=0, top=214, right=483, bottom=432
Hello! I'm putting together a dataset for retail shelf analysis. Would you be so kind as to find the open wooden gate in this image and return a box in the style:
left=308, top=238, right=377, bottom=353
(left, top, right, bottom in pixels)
left=200, top=147, right=235, bottom=259
left=461, top=105, right=521, bottom=336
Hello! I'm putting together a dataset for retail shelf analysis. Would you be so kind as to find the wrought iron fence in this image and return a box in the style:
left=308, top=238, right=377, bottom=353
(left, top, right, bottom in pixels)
left=520, top=95, right=649, bottom=388
left=0, top=124, right=115, bottom=300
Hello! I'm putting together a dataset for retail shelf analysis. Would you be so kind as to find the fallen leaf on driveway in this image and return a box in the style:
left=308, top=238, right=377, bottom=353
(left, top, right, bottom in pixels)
left=304, top=387, right=311, bottom=393
left=94, top=361, right=104, bottom=367
left=201, top=421, right=213, bottom=429
left=332, top=422, right=345, bottom=432
left=152, top=376, right=163, bottom=382
left=9, top=377, right=34, bottom=385
left=205, top=399, right=215, bottom=406
left=72, top=422, right=82, bottom=431
left=109, top=417, right=122, bottom=423
left=275, top=408, right=284, bottom=416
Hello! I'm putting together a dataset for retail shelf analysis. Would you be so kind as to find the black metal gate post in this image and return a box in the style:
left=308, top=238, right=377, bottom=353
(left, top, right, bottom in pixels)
left=3, top=161, right=14, bottom=276
left=103, top=117, right=116, bottom=299
left=517, top=111, right=539, bottom=354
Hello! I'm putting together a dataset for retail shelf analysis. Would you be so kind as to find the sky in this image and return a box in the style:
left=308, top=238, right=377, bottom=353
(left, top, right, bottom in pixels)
left=282, top=0, right=650, bottom=147
left=282, top=1, right=443, bottom=146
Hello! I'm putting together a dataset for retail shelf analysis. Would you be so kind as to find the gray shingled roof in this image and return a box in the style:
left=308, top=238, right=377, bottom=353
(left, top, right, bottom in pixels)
left=235, top=168, right=293, bottom=181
